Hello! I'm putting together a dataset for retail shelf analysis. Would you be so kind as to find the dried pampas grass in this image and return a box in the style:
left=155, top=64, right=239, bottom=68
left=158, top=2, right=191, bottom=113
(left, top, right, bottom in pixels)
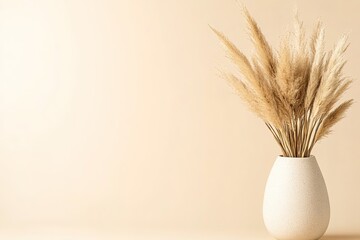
left=212, top=8, right=353, bottom=157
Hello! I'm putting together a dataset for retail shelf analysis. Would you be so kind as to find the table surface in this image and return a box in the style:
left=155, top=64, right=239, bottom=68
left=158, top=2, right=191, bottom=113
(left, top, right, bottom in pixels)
left=0, top=229, right=359, bottom=240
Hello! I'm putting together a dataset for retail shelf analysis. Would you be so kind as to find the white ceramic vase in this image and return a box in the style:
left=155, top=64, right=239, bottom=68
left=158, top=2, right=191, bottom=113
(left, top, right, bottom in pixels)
left=263, top=155, right=330, bottom=240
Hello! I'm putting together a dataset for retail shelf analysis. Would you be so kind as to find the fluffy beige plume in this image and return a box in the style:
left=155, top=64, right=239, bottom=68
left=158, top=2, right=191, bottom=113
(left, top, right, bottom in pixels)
left=243, top=7, right=276, bottom=77
left=305, top=24, right=325, bottom=110
left=315, top=99, right=353, bottom=142
left=210, top=26, right=282, bottom=128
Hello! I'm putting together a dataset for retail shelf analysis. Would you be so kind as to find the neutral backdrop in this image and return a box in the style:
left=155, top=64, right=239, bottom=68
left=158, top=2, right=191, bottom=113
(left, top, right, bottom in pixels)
left=0, top=0, right=359, bottom=238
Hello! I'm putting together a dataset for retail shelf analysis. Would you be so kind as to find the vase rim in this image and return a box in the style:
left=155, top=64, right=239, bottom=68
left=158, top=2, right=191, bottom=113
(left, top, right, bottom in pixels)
left=277, top=155, right=315, bottom=160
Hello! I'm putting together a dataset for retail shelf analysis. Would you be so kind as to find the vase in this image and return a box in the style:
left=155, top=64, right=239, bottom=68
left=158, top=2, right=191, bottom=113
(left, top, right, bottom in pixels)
left=263, top=155, right=330, bottom=240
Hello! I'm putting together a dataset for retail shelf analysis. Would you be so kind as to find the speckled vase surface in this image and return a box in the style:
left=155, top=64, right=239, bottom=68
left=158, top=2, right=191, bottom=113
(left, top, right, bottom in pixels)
left=263, top=155, right=330, bottom=240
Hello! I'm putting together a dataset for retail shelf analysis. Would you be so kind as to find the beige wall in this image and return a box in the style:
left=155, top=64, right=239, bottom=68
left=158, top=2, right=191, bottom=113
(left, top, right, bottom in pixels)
left=0, top=0, right=359, bottom=235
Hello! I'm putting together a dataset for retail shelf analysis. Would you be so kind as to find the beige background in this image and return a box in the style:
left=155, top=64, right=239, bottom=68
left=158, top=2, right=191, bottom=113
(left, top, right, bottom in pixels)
left=0, top=0, right=359, bottom=238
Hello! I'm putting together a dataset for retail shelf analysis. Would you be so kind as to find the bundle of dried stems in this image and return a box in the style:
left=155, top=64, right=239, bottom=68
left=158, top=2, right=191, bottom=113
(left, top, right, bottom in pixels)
left=212, top=8, right=353, bottom=157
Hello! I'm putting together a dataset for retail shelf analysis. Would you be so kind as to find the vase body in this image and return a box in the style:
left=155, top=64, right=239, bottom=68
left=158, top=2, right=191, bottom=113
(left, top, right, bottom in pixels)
left=263, top=155, right=330, bottom=240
